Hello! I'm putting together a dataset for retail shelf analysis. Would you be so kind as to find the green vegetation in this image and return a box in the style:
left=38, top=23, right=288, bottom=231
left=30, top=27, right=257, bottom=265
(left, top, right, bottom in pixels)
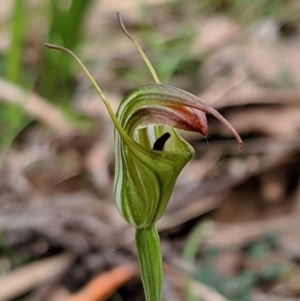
left=40, top=0, right=93, bottom=102
left=183, top=230, right=289, bottom=301
left=0, top=0, right=93, bottom=160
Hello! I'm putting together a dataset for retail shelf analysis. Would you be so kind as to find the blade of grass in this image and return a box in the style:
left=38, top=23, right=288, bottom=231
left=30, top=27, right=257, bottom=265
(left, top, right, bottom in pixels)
left=5, top=0, right=26, bottom=84
left=41, top=0, right=93, bottom=102
left=182, top=222, right=206, bottom=263
left=1, top=0, right=29, bottom=162
left=182, top=222, right=206, bottom=301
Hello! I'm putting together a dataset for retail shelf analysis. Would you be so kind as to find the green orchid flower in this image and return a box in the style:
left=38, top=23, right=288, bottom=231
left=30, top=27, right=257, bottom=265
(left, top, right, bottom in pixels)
left=45, top=13, right=242, bottom=301
left=115, top=83, right=242, bottom=229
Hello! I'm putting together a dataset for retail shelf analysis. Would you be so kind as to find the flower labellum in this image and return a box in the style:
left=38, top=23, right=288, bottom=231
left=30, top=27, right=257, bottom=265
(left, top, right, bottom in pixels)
left=44, top=13, right=242, bottom=301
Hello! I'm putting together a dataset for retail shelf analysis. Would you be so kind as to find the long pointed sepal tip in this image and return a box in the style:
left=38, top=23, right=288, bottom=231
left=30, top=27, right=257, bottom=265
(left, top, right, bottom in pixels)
left=116, top=12, right=126, bottom=34
left=231, top=132, right=243, bottom=151
left=238, top=139, right=243, bottom=151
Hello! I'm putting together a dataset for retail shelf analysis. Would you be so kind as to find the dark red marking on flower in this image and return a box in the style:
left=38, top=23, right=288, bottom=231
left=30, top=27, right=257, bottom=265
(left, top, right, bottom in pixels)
left=128, top=106, right=208, bottom=137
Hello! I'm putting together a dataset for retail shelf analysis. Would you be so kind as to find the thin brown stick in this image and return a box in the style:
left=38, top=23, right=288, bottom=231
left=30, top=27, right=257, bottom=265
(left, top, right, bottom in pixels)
left=0, top=77, right=76, bottom=133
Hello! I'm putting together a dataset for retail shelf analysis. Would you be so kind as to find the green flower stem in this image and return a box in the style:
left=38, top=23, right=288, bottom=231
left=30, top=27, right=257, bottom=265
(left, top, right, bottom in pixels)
left=136, top=226, right=163, bottom=301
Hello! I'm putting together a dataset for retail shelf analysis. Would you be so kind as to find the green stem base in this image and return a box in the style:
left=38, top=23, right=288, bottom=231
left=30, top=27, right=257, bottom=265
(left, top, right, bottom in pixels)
left=136, top=226, right=162, bottom=301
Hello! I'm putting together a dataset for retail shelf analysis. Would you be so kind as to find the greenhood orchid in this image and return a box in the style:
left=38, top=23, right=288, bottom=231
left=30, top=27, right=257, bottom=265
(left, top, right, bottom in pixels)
left=114, top=83, right=242, bottom=229
left=45, top=12, right=242, bottom=301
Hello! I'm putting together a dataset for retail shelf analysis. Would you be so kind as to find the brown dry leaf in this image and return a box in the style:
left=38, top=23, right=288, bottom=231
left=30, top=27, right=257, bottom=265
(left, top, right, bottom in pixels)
left=203, top=218, right=286, bottom=250
left=1, top=127, right=83, bottom=204
left=243, top=40, right=283, bottom=86
left=24, top=151, right=82, bottom=191
left=88, top=0, right=177, bottom=24
left=0, top=253, right=73, bottom=301
left=84, top=137, right=113, bottom=194
left=225, top=106, right=300, bottom=137
left=203, top=193, right=300, bottom=250
left=74, top=91, right=120, bottom=120
left=0, top=78, right=77, bottom=135
left=65, top=264, right=138, bottom=301
left=198, top=18, right=300, bottom=89
left=200, top=45, right=248, bottom=89
left=244, top=39, right=300, bottom=87
left=190, top=16, right=241, bottom=55
left=47, top=287, right=71, bottom=301
left=176, top=149, right=222, bottom=186
left=205, top=87, right=300, bottom=109
left=0, top=187, right=132, bottom=252
left=158, top=197, right=221, bottom=231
